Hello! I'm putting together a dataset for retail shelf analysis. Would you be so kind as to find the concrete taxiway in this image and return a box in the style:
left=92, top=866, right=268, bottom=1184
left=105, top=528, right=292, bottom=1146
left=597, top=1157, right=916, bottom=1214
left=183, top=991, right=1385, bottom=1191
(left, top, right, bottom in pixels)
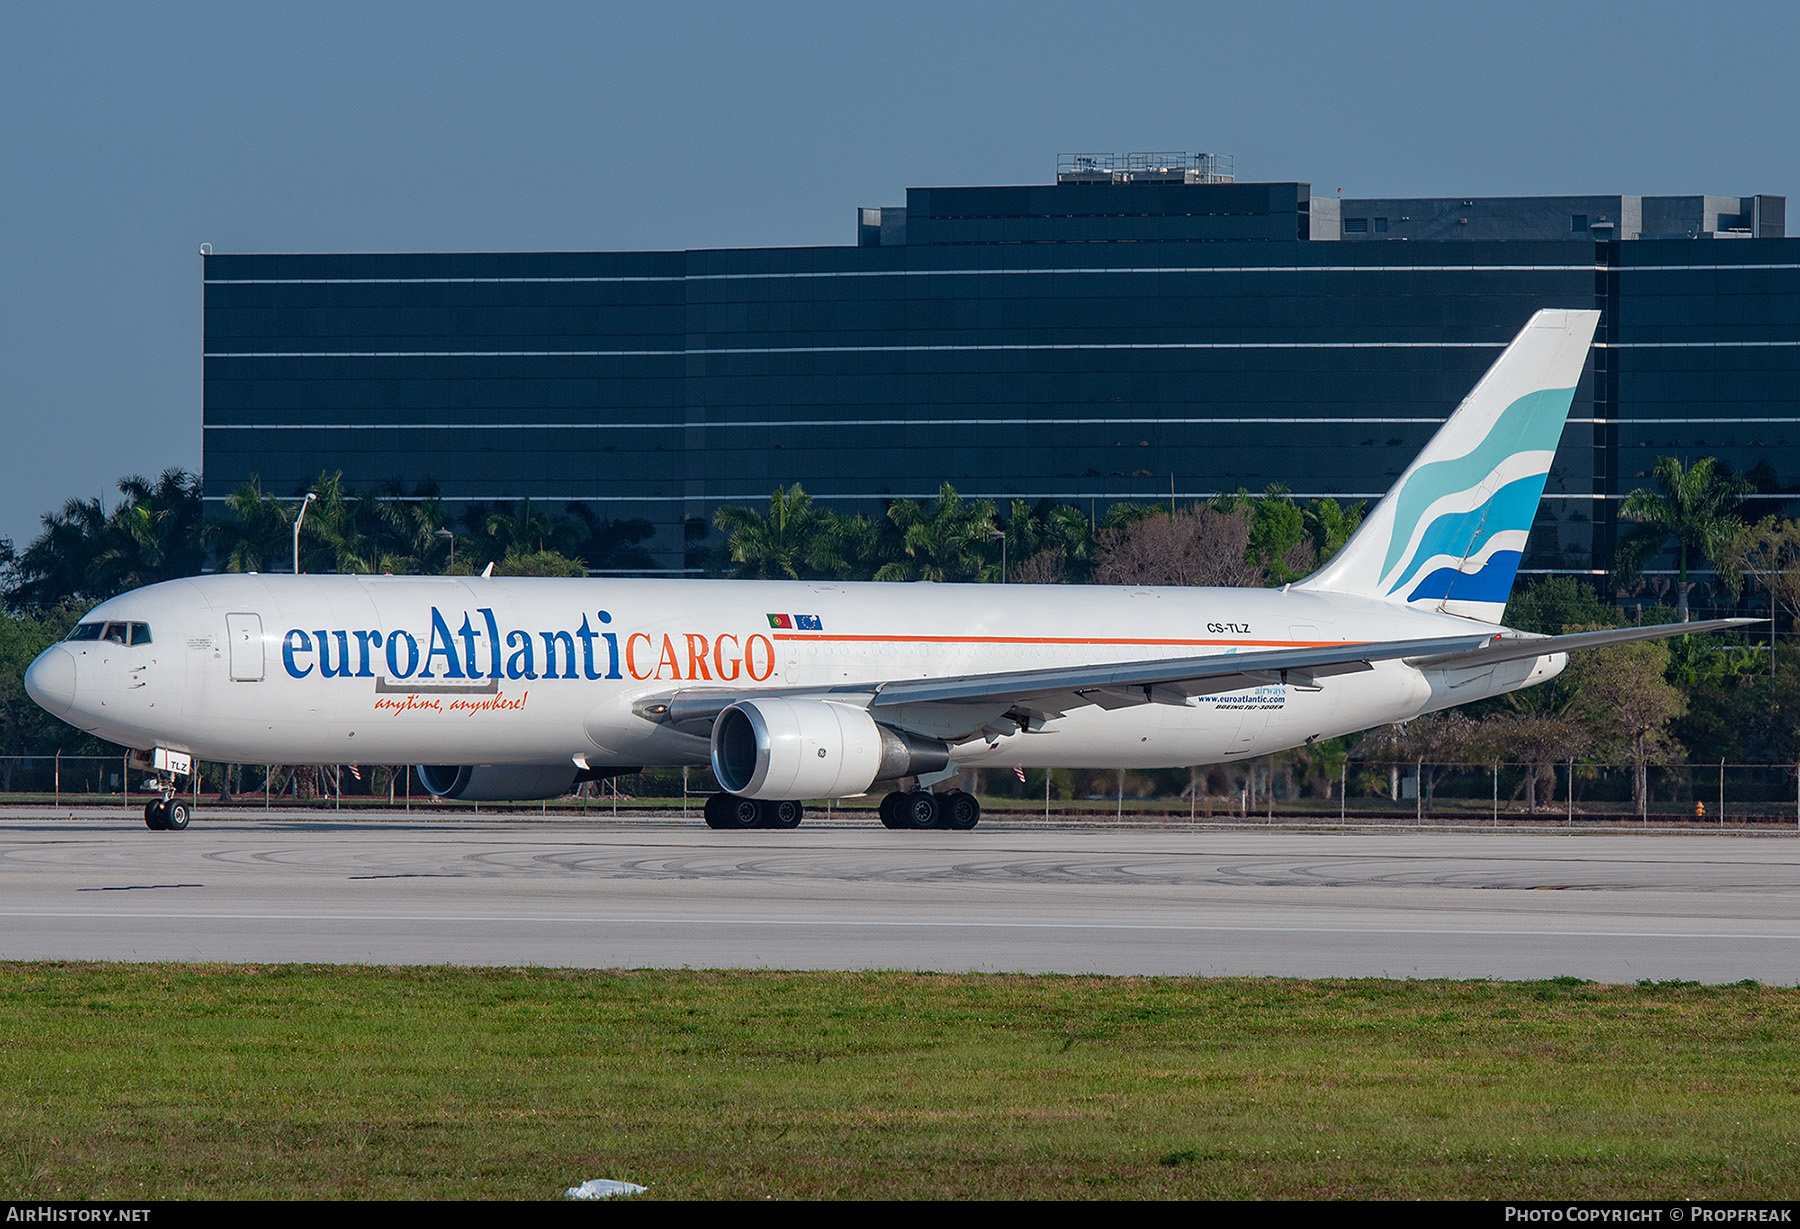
left=2, top=812, right=1798, bottom=982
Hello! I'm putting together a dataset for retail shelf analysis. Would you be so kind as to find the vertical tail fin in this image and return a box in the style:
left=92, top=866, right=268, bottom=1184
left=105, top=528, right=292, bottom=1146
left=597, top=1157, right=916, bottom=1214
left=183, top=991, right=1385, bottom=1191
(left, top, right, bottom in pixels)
left=1295, top=309, right=1600, bottom=623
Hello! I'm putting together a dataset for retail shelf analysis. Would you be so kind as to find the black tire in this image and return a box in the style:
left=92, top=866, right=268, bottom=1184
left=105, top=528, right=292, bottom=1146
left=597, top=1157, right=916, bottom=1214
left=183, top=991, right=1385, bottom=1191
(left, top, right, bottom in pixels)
left=144, top=800, right=169, bottom=831
left=942, top=790, right=980, bottom=831
left=164, top=800, right=191, bottom=831
left=764, top=800, right=804, bottom=829
left=900, top=791, right=941, bottom=830
left=702, top=792, right=732, bottom=829
left=878, top=792, right=907, bottom=829
left=718, top=795, right=761, bottom=830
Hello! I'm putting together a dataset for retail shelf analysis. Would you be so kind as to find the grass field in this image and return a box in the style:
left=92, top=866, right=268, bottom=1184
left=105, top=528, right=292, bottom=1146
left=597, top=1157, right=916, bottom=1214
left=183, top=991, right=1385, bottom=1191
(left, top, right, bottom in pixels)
left=2, top=964, right=1797, bottom=1200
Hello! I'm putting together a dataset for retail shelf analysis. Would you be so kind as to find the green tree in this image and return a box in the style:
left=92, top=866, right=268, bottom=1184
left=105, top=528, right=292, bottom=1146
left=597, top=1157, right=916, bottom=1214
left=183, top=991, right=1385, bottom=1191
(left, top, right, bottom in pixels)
left=5, top=470, right=205, bottom=613
left=476, top=498, right=579, bottom=565
left=359, top=483, right=454, bottom=574
left=1503, top=576, right=1622, bottom=635
left=1573, top=639, right=1687, bottom=820
left=492, top=548, right=587, bottom=577
left=874, top=485, right=1000, bottom=583
left=208, top=479, right=296, bottom=575
left=713, top=485, right=836, bottom=580
left=1215, top=485, right=1315, bottom=585
left=93, top=470, right=207, bottom=593
left=1001, top=499, right=1094, bottom=584
left=1723, top=515, right=1800, bottom=626
left=1303, top=497, right=1367, bottom=568
left=0, top=605, right=114, bottom=757
left=1615, top=456, right=1750, bottom=621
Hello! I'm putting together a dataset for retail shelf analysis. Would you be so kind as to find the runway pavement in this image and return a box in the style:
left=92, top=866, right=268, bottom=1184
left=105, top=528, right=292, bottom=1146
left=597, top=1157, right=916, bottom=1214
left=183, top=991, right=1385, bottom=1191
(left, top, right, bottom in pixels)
left=2, top=810, right=1799, bottom=981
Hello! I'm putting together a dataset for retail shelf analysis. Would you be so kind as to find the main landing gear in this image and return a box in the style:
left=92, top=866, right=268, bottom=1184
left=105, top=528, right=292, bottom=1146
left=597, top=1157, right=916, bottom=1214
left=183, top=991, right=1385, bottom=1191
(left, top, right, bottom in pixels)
left=878, top=789, right=980, bottom=831
left=699, top=789, right=981, bottom=832
left=702, top=792, right=804, bottom=830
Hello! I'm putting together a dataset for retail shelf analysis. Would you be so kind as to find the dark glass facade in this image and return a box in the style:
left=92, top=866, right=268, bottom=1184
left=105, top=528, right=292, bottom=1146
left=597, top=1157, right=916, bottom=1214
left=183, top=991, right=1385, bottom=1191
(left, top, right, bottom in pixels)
left=202, top=180, right=1800, bottom=576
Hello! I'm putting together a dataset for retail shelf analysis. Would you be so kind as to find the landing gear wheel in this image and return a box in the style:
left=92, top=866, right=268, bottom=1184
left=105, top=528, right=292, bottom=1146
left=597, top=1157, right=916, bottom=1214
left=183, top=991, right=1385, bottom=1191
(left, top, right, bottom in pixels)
left=878, top=792, right=908, bottom=829
left=144, top=800, right=169, bottom=831
left=703, top=792, right=732, bottom=829
left=900, top=791, right=941, bottom=830
left=942, top=790, right=980, bottom=831
left=715, top=794, right=761, bottom=830
left=763, top=800, right=804, bottom=829
left=164, top=800, right=191, bottom=831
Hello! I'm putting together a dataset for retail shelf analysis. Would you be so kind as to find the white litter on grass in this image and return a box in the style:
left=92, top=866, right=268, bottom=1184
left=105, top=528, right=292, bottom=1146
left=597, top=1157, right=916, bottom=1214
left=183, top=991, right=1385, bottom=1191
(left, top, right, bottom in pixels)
left=564, top=1178, right=647, bottom=1200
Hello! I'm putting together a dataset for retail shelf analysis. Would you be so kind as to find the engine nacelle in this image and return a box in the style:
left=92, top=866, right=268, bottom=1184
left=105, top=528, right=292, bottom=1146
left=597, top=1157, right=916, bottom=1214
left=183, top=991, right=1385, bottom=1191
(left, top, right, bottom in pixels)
left=711, top=698, right=950, bottom=800
left=415, top=763, right=578, bottom=802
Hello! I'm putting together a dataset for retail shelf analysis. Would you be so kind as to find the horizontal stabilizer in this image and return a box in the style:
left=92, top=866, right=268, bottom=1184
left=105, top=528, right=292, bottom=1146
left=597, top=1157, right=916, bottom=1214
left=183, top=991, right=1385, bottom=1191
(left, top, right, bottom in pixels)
left=1407, top=618, right=1761, bottom=669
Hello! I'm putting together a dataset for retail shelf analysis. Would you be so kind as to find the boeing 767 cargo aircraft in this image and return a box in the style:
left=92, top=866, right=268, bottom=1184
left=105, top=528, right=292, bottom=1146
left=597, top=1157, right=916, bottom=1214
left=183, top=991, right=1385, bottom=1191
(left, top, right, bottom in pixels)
left=24, top=310, right=1746, bottom=831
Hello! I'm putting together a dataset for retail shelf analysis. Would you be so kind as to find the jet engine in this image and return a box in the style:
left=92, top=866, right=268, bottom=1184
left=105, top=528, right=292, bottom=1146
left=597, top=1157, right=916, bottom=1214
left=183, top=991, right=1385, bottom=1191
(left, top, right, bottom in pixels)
left=415, top=763, right=580, bottom=802
left=710, top=698, right=950, bottom=800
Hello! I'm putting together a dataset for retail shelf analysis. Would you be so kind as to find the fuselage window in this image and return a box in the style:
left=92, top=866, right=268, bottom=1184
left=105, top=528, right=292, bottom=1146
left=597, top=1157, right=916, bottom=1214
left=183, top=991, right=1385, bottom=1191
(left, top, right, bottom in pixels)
left=66, top=623, right=104, bottom=641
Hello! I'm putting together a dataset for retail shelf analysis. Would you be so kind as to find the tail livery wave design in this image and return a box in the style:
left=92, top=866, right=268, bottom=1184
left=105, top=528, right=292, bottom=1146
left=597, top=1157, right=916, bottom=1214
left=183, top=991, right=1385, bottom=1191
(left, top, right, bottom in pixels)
left=1297, top=309, right=1601, bottom=623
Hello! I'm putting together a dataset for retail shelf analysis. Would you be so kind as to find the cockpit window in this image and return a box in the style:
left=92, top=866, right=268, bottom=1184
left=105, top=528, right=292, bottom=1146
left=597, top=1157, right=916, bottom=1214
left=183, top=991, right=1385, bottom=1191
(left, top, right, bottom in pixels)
left=65, top=621, right=151, bottom=645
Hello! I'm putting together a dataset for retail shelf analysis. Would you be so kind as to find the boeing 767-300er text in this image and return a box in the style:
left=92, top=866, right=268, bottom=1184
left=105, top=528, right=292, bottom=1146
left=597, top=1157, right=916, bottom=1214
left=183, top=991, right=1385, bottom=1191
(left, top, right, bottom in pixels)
left=24, top=309, right=1750, bottom=830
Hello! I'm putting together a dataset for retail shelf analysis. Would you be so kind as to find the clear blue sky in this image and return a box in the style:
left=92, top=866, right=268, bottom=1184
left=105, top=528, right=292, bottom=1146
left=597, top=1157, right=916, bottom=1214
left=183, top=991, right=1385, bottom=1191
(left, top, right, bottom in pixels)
left=3, top=0, right=1795, bottom=551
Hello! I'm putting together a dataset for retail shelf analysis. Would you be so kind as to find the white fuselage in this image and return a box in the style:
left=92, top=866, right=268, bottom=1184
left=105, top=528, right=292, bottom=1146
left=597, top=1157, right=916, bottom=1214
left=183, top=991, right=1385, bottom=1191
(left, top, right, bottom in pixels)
left=29, top=573, right=1563, bottom=780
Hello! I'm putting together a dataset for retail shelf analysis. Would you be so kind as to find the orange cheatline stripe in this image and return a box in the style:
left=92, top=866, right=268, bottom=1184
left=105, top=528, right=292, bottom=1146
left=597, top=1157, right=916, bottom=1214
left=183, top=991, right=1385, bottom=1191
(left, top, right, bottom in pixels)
left=768, top=634, right=1357, bottom=648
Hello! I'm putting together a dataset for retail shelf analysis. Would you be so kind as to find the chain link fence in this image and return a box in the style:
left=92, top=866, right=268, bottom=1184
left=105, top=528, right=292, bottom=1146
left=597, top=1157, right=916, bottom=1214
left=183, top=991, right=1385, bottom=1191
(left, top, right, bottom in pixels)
left=4, top=755, right=1799, bottom=828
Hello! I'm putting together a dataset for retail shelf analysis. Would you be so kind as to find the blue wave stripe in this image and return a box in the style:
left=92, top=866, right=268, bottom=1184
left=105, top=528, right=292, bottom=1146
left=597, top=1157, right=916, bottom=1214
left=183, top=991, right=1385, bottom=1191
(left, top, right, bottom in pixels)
left=1405, top=550, right=1525, bottom=605
left=1384, top=473, right=1547, bottom=595
left=1379, top=386, right=1576, bottom=580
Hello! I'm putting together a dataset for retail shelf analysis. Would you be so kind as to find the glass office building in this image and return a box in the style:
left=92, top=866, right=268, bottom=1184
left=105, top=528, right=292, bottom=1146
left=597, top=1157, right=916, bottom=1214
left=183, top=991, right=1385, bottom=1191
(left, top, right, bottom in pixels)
left=202, top=163, right=1795, bottom=578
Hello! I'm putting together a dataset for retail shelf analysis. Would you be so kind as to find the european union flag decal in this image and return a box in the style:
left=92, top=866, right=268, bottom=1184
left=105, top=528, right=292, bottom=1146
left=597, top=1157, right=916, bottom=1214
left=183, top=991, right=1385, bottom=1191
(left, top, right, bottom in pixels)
left=795, top=614, right=824, bottom=630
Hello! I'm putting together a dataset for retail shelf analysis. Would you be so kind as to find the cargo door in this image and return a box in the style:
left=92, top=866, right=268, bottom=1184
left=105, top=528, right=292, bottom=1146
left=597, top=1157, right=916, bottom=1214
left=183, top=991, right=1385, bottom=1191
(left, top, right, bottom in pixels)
left=226, top=613, right=264, bottom=682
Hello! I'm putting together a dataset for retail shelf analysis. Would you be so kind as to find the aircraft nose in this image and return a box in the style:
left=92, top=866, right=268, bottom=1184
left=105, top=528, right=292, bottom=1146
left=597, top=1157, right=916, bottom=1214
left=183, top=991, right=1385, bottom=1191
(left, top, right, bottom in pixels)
left=24, top=646, right=77, bottom=717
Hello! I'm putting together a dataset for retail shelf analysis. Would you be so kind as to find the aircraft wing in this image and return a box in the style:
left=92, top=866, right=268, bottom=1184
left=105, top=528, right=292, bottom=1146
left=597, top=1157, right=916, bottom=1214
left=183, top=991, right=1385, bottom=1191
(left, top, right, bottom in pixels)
left=647, top=618, right=1761, bottom=742
left=866, top=632, right=1497, bottom=713
left=650, top=631, right=1499, bottom=736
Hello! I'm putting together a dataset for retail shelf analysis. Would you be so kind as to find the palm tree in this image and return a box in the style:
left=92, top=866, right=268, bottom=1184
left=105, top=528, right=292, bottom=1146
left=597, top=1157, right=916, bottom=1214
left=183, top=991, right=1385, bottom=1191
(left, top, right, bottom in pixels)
left=6, top=470, right=206, bottom=611
left=1614, top=456, right=1751, bottom=621
left=6, top=495, right=109, bottom=611
left=1303, top=497, right=1367, bottom=568
left=354, top=481, right=452, bottom=574
left=714, top=485, right=832, bottom=580
left=873, top=485, right=1000, bottom=583
left=1003, top=499, right=1093, bottom=583
left=208, top=479, right=295, bottom=574
left=92, top=469, right=206, bottom=593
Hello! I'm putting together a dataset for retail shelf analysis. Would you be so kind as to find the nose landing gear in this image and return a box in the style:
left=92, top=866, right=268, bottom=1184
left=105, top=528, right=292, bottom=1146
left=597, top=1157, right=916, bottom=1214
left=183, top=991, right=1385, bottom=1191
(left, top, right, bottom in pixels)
left=144, top=797, right=191, bottom=831
left=132, top=748, right=195, bottom=833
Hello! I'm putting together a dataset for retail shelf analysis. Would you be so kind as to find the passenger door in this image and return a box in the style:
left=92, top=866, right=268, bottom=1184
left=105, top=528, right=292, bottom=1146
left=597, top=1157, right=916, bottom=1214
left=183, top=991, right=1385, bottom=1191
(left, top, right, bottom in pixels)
left=226, top=613, right=264, bottom=682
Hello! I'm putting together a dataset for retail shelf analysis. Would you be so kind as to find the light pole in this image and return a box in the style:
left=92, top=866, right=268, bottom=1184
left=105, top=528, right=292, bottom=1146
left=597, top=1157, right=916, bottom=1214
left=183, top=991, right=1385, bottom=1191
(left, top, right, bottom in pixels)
left=988, top=528, right=1007, bottom=583
left=292, top=492, right=316, bottom=575
left=436, top=527, right=456, bottom=571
